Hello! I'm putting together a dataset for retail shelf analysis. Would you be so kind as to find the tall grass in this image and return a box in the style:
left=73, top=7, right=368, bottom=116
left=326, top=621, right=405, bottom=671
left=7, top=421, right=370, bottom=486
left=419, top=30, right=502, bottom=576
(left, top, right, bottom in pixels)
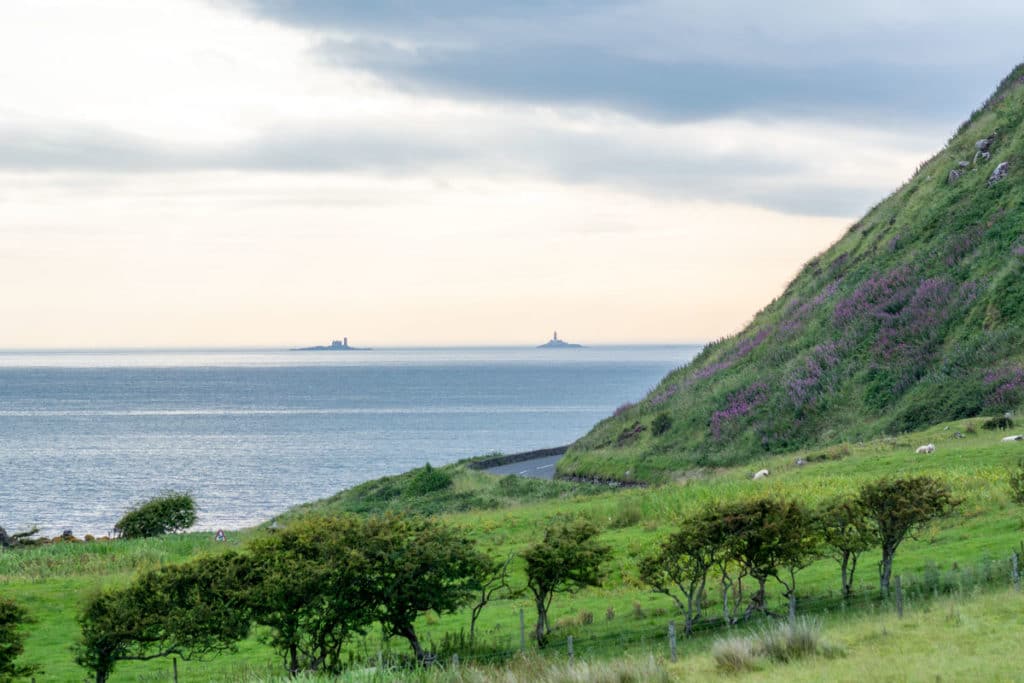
left=232, top=654, right=671, bottom=683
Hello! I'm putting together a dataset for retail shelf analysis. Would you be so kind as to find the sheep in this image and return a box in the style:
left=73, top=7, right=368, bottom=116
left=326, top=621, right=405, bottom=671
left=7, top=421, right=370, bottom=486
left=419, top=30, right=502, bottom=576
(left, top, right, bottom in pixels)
left=1002, top=435, right=1024, bottom=442
left=752, top=469, right=770, bottom=480
left=915, top=444, right=936, bottom=454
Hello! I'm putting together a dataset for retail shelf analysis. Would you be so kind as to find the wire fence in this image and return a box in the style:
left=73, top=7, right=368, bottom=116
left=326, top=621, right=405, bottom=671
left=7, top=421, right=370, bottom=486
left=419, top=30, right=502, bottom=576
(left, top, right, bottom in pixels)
left=56, top=547, right=1024, bottom=682
left=350, top=547, right=1024, bottom=671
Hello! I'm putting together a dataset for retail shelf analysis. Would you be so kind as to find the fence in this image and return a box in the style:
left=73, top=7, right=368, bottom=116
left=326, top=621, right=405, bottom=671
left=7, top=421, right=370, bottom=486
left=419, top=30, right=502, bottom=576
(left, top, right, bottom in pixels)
left=119, top=548, right=1024, bottom=680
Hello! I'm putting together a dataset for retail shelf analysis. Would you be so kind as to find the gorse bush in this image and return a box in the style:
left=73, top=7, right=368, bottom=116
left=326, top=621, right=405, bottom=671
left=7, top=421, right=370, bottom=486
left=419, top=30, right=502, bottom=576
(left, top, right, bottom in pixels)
left=113, top=492, right=196, bottom=539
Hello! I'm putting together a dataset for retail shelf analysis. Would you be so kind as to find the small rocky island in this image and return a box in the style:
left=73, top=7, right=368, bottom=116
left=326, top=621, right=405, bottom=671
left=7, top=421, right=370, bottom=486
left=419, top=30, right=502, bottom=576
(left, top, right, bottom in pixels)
left=293, top=337, right=371, bottom=351
left=537, top=331, right=582, bottom=348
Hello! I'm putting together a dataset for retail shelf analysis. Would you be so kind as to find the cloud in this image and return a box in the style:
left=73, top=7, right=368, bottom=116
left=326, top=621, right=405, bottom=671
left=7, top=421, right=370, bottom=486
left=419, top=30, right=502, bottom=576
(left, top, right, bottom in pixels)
left=234, top=0, right=1024, bottom=125
left=0, top=111, right=929, bottom=217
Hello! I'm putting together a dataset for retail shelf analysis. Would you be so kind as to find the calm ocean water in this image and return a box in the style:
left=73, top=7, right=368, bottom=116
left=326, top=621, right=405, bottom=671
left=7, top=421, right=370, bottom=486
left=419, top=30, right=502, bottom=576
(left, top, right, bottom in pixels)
left=0, top=346, right=699, bottom=536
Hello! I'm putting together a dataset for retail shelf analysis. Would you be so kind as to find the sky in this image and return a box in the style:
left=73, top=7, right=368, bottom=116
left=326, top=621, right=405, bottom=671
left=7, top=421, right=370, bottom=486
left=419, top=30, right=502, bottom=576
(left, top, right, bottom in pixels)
left=2, top=1, right=1022, bottom=348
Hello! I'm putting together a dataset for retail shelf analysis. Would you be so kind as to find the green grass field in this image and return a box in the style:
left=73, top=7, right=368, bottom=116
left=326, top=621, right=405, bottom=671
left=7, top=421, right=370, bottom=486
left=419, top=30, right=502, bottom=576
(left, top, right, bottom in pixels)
left=4, top=417, right=1024, bottom=681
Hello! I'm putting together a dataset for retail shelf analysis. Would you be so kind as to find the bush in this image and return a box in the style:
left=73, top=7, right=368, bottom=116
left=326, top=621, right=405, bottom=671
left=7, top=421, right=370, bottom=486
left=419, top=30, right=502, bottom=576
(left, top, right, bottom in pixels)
left=651, top=412, right=673, bottom=436
left=114, top=492, right=197, bottom=539
left=405, top=463, right=453, bottom=496
left=1009, top=459, right=1024, bottom=505
left=0, top=597, right=38, bottom=680
left=983, top=415, right=1014, bottom=430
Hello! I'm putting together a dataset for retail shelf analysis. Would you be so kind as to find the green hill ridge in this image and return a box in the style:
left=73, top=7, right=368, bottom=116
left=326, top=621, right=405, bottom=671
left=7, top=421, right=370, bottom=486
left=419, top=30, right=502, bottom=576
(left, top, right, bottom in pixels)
left=562, top=64, right=1024, bottom=483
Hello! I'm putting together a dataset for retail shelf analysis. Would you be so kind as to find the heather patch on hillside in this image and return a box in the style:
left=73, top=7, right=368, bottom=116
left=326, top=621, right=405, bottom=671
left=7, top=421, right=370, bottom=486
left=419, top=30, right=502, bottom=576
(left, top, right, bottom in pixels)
left=564, top=63, right=1024, bottom=482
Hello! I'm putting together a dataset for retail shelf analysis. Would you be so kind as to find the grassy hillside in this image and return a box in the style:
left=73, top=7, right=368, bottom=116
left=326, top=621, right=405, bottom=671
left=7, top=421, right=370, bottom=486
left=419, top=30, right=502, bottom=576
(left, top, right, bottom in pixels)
left=562, top=64, right=1024, bottom=483
left=5, top=418, right=1024, bottom=680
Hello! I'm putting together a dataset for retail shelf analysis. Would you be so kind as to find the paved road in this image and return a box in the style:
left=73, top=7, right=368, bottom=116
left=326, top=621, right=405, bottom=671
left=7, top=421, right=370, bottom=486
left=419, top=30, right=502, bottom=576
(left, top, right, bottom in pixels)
left=483, top=454, right=564, bottom=480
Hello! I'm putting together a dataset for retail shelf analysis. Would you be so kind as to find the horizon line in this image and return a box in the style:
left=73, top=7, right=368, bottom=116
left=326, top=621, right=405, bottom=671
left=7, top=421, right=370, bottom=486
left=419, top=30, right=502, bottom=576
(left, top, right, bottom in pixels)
left=0, top=341, right=709, bottom=353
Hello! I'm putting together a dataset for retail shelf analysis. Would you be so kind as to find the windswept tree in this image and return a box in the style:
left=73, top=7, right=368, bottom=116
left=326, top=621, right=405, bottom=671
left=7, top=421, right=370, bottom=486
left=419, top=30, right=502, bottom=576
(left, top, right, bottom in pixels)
left=469, top=553, right=517, bottom=644
left=818, top=496, right=875, bottom=599
left=0, top=596, right=38, bottom=682
left=113, top=492, right=197, bottom=539
left=639, top=510, right=731, bottom=635
left=524, top=518, right=611, bottom=647
left=76, top=552, right=254, bottom=683
left=247, top=516, right=377, bottom=675
left=715, top=498, right=819, bottom=619
left=357, top=514, right=490, bottom=662
left=858, top=477, right=960, bottom=597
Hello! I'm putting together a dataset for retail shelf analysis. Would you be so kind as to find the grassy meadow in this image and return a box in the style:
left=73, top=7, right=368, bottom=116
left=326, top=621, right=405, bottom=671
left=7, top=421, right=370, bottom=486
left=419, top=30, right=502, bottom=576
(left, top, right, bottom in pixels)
left=4, top=416, right=1024, bottom=680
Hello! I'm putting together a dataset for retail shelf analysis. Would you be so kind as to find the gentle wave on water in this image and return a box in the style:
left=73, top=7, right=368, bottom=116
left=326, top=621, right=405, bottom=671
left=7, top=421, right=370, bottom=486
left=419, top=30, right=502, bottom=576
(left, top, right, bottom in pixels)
left=0, top=346, right=699, bottom=536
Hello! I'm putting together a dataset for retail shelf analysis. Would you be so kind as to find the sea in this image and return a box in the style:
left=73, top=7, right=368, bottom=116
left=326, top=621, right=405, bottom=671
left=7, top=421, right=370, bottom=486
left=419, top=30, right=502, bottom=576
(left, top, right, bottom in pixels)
left=0, top=345, right=700, bottom=536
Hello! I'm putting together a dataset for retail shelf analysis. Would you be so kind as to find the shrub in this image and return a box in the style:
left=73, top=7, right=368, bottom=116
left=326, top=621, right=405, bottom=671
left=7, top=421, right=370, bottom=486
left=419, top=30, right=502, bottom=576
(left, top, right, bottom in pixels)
left=577, top=609, right=594, bottom=626
left=651, top=412, right=672, bottom=436
left=405, top=463, right=453, bottom=496
left=0, top=597, right=38, bottom=680
left=1009, top=459, right=1024, bottom=505
left=114, top=492, right=197, bottom=539
left=983, top=415, right=1014, bottom=430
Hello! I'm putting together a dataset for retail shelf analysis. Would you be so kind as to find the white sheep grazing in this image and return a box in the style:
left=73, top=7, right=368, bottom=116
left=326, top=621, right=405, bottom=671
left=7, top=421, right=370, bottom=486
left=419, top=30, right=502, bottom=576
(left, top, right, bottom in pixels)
left=753, top=469, right=770, bottom=480
left=915, top=444, right=936, bottom=454
left=1002, top=435, right=1024, bottom=442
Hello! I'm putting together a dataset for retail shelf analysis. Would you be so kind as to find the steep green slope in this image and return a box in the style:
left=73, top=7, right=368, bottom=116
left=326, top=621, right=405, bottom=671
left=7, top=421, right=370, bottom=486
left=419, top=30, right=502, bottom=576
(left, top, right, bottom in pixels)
left=563, top=64, right=1024, bottom=483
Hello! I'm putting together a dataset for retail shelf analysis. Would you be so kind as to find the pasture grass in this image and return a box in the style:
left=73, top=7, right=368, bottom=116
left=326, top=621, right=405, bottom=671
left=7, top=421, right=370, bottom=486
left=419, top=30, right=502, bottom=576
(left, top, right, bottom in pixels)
left=4, top=417, right=1024, bottom=679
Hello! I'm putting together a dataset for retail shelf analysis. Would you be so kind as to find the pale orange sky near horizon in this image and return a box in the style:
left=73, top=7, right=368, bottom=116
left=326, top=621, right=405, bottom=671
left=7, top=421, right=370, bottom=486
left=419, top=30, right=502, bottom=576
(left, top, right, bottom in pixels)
left=3, top=0, right=1013, bottom=349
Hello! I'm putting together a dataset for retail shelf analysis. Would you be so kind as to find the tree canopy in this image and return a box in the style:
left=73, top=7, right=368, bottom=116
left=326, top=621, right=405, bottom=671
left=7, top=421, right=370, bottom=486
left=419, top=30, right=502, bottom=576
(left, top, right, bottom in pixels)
left=524, top=518, right=611, bottom=647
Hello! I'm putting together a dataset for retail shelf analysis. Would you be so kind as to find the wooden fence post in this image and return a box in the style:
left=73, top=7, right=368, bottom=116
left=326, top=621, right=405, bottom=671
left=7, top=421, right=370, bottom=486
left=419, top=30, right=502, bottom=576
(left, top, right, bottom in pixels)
left=668, top=620, right=677, bottom=662
left=895, top=576, right=903, bottom=618
left=567, top=635, right=574, bottom=664
left=519, top=608, right=526, bottom=652
left=173, top=657, right=179, bottom=682
left=1012, top=552, right=1020, bottom=592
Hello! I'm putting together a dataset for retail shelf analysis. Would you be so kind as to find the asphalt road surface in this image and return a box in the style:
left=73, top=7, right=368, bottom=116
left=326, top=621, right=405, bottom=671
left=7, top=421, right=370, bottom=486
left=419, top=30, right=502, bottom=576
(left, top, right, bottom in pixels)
left=483, top=454, right=563, bottom=480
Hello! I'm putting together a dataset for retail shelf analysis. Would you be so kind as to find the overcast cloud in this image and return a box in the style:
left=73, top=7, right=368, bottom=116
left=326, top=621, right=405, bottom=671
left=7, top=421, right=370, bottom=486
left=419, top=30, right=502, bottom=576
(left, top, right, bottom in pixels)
left=2, top=0, right=1022, bottom=346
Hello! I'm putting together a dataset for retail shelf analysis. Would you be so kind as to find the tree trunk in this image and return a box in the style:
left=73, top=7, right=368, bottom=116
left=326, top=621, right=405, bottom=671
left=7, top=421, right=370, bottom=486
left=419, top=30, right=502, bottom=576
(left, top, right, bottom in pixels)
left=840, top=552, right=851, bottom=599
left=398, top=623, right=425, bottom=662
left=288, top=642, right=299, bottom=675
left=744, top=577, right=768, bottom=618
left=879, top=547, right=894, bottom=598
left=534, top=595, right=549, bottom=648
